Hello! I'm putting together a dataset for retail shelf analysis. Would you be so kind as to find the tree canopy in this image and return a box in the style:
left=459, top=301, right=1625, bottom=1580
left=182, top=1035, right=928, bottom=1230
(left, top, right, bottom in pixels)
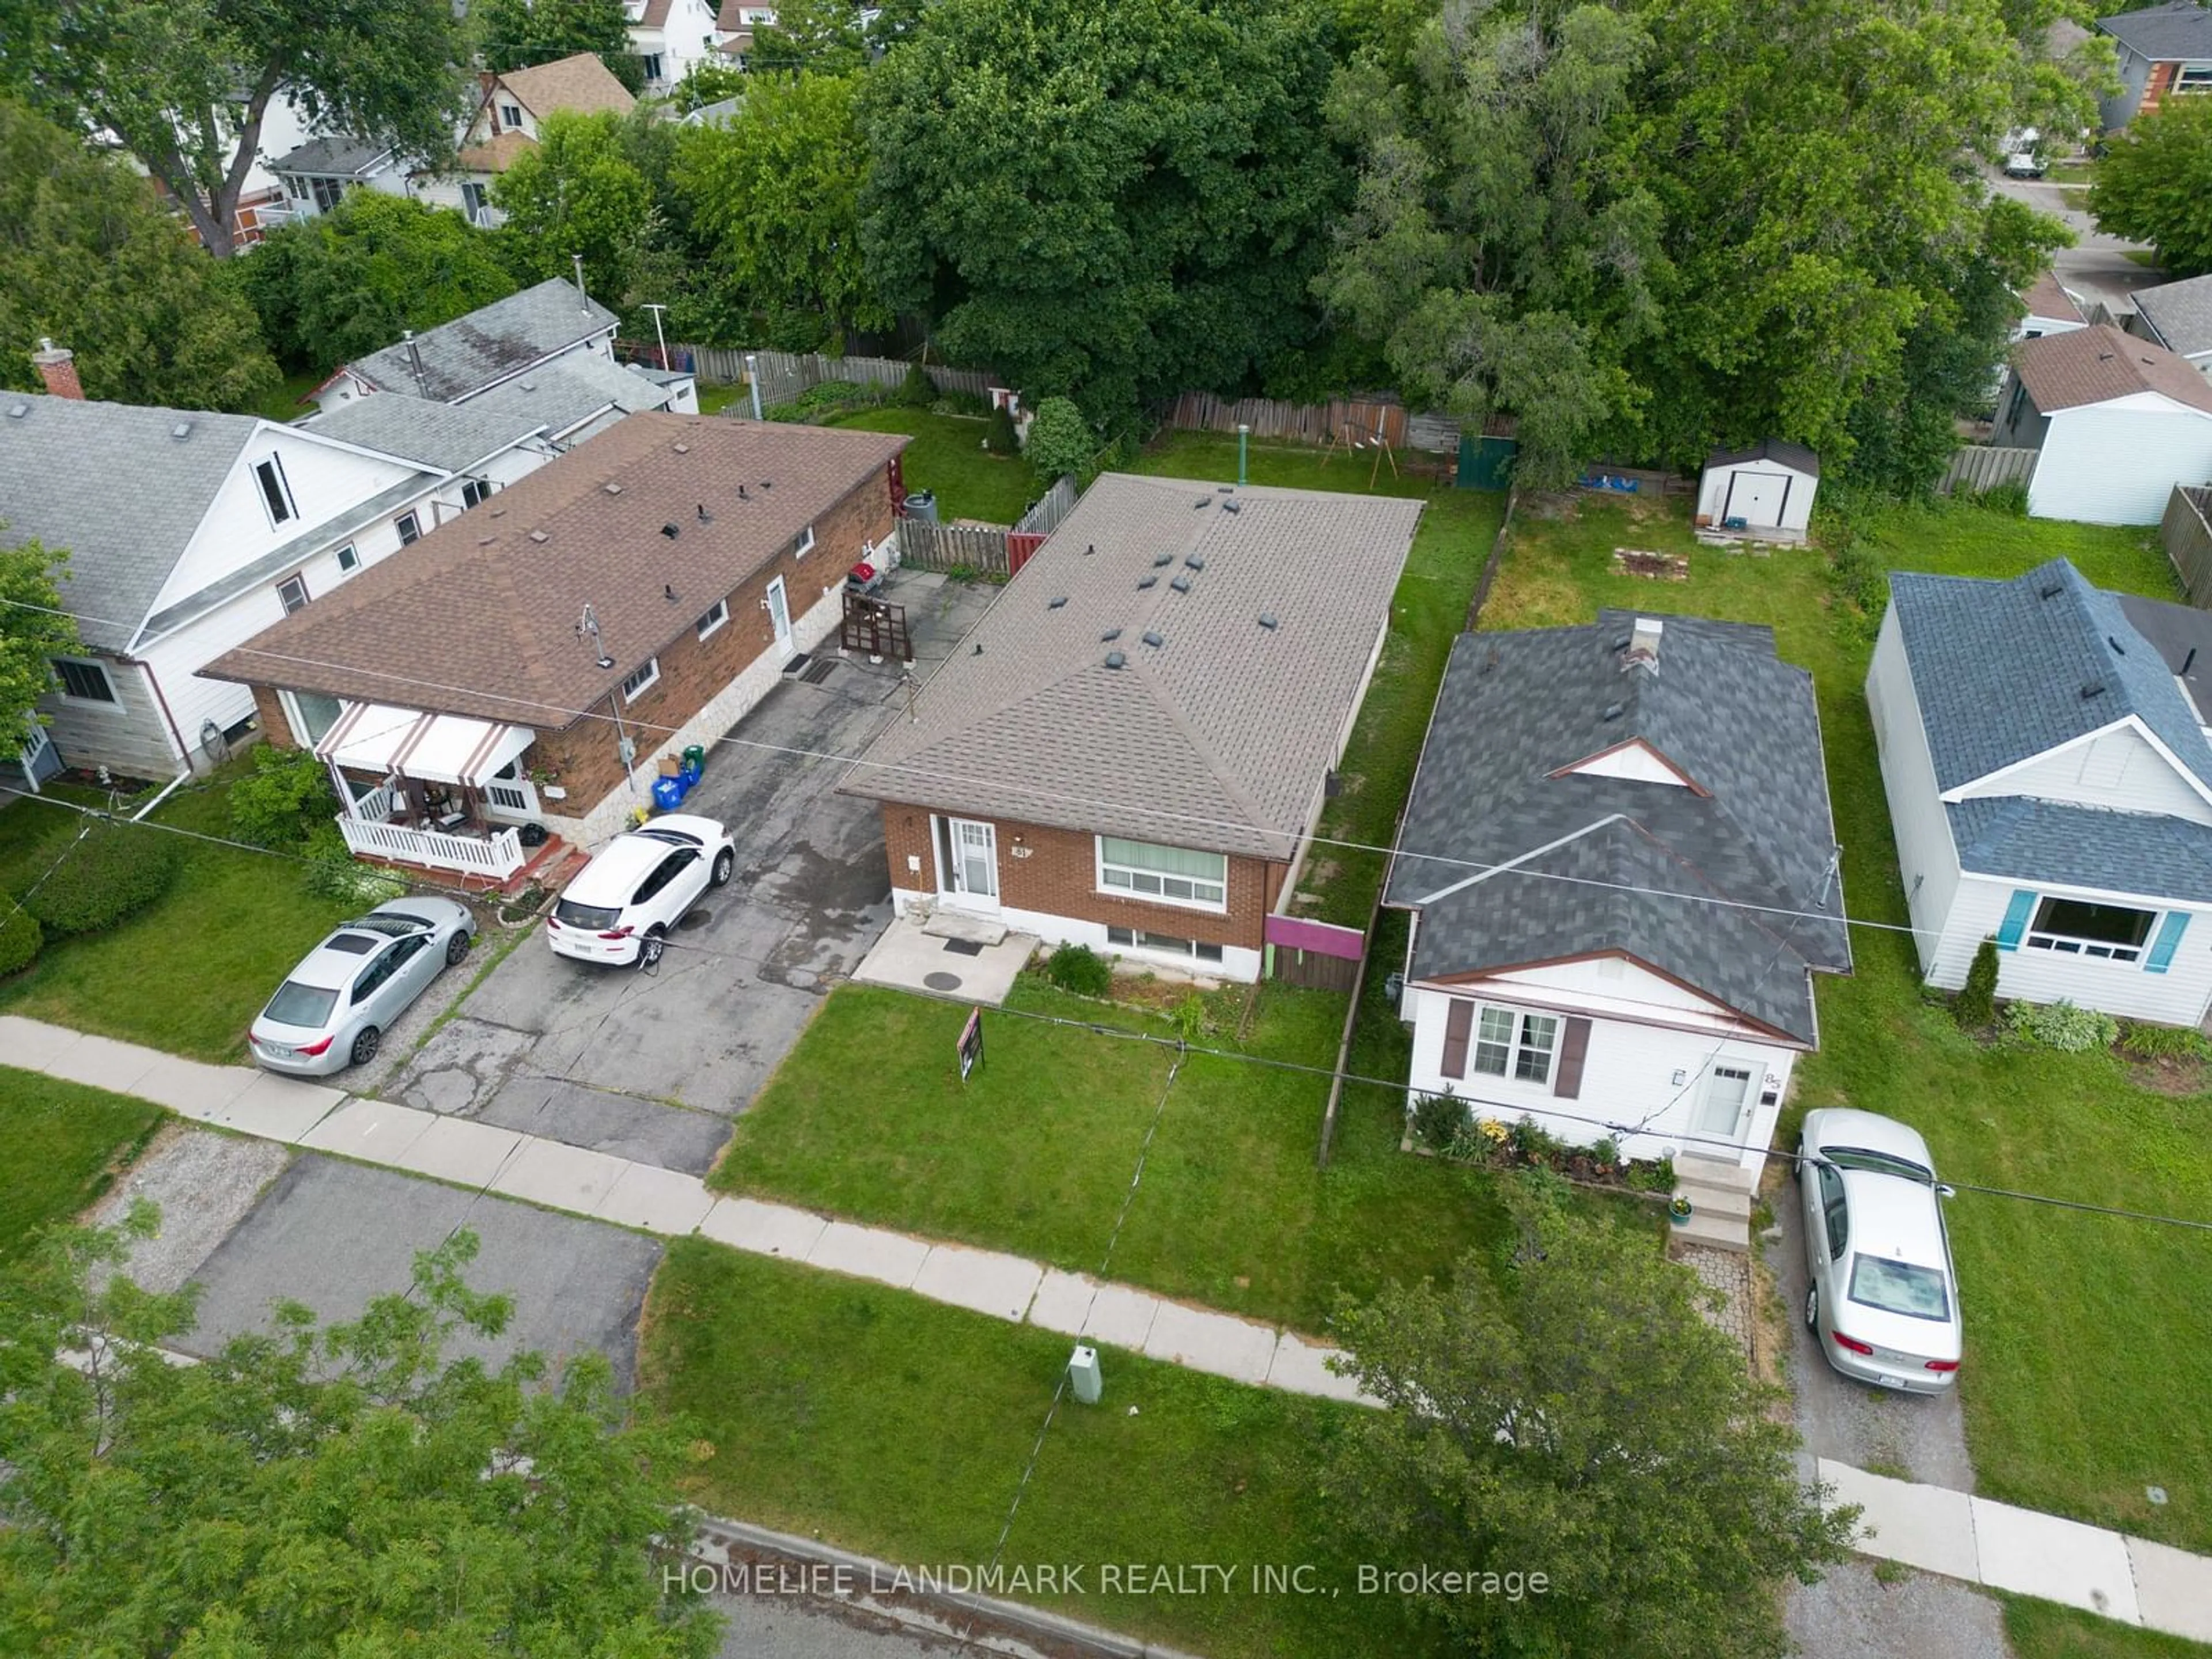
left=2092, top=95, right=2212, bottom=279
left=492, top=109, right=657, bottom=312
left=750, top=0, right=870, bottom=75
left=0, top=99, right=280, bottom=410
left=0, top=1210, right=719, bottom=1657
left=0, top=0, right=469, bottom=257
left=1324, top=1179, right=1855, bottom=1659
left=476, top=0, right=646, bottom=93
left=0, top=534, right=77, bottom=763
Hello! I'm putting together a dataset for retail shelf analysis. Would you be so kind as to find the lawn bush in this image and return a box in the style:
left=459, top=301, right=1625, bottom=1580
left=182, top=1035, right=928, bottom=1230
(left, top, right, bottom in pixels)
left=230, top=744, right=341, bottom=849
left=1411, top=1092, right=1464, bottom=1152
left=930, top=391, right=989, bottom=418
left=2118, top=1020, right=2212, bottom=1061
left=1955, top=936, right=2000, bottom=1028
left=1976, top=478, right=2030, bottom=517
left=1022, top=396, right=1093, bottom=486
left=301, top=822, right=405, bottom=906
left=24, top=824, right=181, bottom=937
left=899, top=362, right=934, bottom=406
left=2003, top=998, right=2120, bottom=1053
left=984, top=402, right=1020, bottom=455
left=0, top=897, right=40, bottom=976
left=1041, top=942, right=1111, bottom=997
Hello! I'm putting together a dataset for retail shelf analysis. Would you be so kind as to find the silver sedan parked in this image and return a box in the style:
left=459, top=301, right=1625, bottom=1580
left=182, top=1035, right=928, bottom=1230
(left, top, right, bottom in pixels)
left=248, top=896, right=478, bottom=1075
left=1798, top=1107, right=1964, bottom=1394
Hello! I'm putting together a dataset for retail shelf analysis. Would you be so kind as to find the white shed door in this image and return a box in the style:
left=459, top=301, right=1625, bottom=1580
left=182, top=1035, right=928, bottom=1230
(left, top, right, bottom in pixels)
left=1722, top=469, right=1791, bottom=528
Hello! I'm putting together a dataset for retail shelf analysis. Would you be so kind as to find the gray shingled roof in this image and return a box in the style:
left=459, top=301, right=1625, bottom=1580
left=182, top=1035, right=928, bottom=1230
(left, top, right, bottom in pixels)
left=268, top=136, right=393, bottom=177
left=840, top=475, right=1423, bottom=860
left=1948, top=797, right=2212, bottom=903
left=2131, top=272, right=2212, bottom=359
left=0, top=394, right=264, bottom=652
left=2098, top=0, right=2212, bottom=59
left=465, top=356, right=677, bottom=435
left=304, top=393, right=547, bottom=472
left=1385, top=617, right=1850, bottom=1044
left=1888, top=559, right=2212, bottom=793
left=348, top=279, right=618, bottom=403
left=2116, top=590, right=2212, bottom=722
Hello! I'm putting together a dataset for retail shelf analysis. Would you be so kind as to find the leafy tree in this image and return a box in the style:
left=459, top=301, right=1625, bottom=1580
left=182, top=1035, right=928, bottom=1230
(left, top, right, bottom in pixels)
left=234, top=193, right=521, bottom=372
left=2092, top=95, right=2212, bottom=278
left=0, top=1211, right=721, bottom=1656
left=0, top=534, right=75, bottom=767
left=677, top=73, right=888, bottom=348
left=493, top=109, right=657, bottom=309
left=1023, top=396, right=1094, bottom=484
left=1957, top=936, right=2002, bottom=1028
left=229, top=743, right=343, bottom=849
left=1325, top=1179, right=1854, bottom=1659
left=476, top=0, right=646, bottom=93
left=984, top=402, right=1020, bottom=454
left=750, top=0, right=869, bottom=75
left=865, top=0, right=934, bottom=54
left=673, top=59, right=749, bottom=111
left=858, top=0, right=1349, bottom=420
left=0, top=0, right=469, bottom=258
left=0, top=101, right=281, bottom=410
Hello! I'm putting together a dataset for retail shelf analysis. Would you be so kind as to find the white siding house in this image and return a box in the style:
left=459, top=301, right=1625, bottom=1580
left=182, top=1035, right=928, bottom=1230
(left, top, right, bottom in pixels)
left=309, top=278, right=620, bottom=414
left=628, top=0, right=722, bottom=91
left=1869, top=558, right=2212, bottom=1025
left=1991, top=324, right=2212, bottom=525
left=1695, top=440, right=1819, bottom=537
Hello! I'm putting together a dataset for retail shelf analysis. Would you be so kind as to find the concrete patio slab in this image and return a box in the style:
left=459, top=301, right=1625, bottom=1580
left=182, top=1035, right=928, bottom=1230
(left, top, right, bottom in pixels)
left=593, top=1162, right=715, bottom=1236
left=489, top=1137, right=631, bottom=1217
left=1024, top=1268, right=1099, bottom=1338
left=1819, top=1460, right=1981, bottom=1583
left=2127, top=1535, right=2212, bottom=1642
left=1143, top=1300, right=1277, bottom=1386
left=698, top=1196, right=827, bottom=1259
left=40, top=1032, right=162, bottom=1095
left=911, top=1241, right=1043, bottom=1323
left=1078, top=1279, right=1162, bottom=1353
left=851, top=911, right=1036, bottom=1007
left=1970, top=1495, right=2142, bottom=1622
left=807, top=1219, right=929, bottom=1290
left=386, top=1114, right=525, bottom=1190
left=1265, top=1334, right=1370, bottom=1405
left=215, top=1071, right=347, bottom=1142
left=0, top=1015, right=89, bottom=1072
left=126, top=1056, right=258, bottom=1120
left=299, top=1096, right=434, bottom=1164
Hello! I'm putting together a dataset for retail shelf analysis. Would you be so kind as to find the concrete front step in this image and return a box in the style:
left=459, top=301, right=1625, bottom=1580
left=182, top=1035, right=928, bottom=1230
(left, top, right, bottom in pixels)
left=1676, top=1152, right=1758, bottom=1192
left=1674, top=1183, right=1752, bottom=1221
left=919, top=907, right=1009, bottom=948
left=1668, top=1210, right=1751, bottom=1253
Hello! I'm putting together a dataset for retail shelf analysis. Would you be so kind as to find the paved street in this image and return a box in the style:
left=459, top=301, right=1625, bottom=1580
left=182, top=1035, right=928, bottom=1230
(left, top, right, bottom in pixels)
left=1983, top=165, right=2165, bottom=320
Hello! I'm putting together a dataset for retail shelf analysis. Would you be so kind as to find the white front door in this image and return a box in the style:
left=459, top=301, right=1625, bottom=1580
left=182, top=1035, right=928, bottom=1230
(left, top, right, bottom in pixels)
left=766, top=576, right=792, bottom=651
left=940, top=817, right=999, bottom=910
left=1693, top=1062, right=1755, bottom=1139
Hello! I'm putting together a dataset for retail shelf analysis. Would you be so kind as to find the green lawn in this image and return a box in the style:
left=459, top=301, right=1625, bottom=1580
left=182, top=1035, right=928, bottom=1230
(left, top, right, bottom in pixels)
left=827, top=406, right=1038, bottom=524
left=0, top=1069, right=163, bottom=1257
left=695, top=381, right=747, bottom=417
left=1484, top=491, right=2212, bottom=1553
left=2004, top=1599, right=2207, bottom=1659
left=0, top=767, right=354, bottom=1062
left=643, top=1238, right=1441, bottom=1659
left=247, top=366, right=327, bottom=425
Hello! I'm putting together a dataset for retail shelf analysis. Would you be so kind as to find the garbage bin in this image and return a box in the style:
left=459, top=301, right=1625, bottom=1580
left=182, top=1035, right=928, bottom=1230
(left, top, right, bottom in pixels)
left=906, top=489, right=938, bottom=525
left=681, top=743, right=706, bottom=781
left=651, top=775, right=685, bottom=812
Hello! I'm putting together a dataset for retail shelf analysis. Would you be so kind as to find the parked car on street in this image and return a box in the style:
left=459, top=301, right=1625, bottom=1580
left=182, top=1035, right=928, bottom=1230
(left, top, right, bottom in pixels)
left=2002, top=127, right=2044, bottom=177
left=546, top=815, right=736, bottom=968
left=248, top=897, right=477, bottom=1075
left=1798, top=1107, right=1964, bottom=1393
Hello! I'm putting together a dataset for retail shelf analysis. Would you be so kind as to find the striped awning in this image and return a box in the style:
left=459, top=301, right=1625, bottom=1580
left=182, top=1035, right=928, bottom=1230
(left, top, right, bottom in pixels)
left=315, top=701, right=533, bottom=787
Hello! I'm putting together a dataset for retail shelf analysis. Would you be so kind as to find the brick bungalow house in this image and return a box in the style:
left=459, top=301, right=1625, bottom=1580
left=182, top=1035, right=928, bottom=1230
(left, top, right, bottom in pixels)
left=209, top=414, right=905, bottom=878
left=840, top=474, right=1421, bottom=981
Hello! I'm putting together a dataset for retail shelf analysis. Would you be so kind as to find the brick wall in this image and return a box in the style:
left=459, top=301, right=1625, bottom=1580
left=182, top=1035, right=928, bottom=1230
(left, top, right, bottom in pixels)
left=253, top=683, right=295, bottom=745
left=2146, top=58, right=2177, bottom=115
left=879, top=802, right=1283, bottom=951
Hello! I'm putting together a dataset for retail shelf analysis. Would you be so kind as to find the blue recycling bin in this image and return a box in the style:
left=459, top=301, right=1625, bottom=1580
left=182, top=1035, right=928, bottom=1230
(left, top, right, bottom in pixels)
left=652, top=774, right=686, bottom=812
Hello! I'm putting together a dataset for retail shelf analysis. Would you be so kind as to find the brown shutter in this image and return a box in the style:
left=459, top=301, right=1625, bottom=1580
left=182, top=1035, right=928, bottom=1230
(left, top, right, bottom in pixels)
left=1440, top=1000, right=1474, bottom=1080
left=1552, top=1017, right=1592, bottom=1098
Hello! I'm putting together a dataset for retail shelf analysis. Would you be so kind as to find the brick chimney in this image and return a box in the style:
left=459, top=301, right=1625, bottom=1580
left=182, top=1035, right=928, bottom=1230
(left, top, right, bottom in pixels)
left=31, top=338, right=83, bottom=400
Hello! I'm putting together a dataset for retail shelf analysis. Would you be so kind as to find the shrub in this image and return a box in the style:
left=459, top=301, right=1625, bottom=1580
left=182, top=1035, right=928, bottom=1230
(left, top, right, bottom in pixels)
left=984, top=402, right=1020, bottom=455
left=1976, top=478, right=2029, bottom=517
left=301, top=822, right=406, bottom=906
left=2003, top=997, right=2120, bottom=1053
left=900, top=362, right=935, bottom=407
left=1022, top=395, right=1092, bottom=486
left=230, top=743, right=341, bottom=849
left=1412, top=1093, right=1465, bottom=1153
left=2118, top=1020, right=2212, bottom=1061
left=1955, top=937, right=2000, bottom=1028
left=1042, top=942, right=1111, bottom=997
left=1624, top=1154, right=1676, bottom=1194
left=25, top=823, right=181, bottom=936
left=1508, top=1115, right=1562, bottom=1163
left=1173, top=990, right=1208, bottom=1045
left=932, top=390, right=990, bottom=418
left=0, top=896, right=41, bottom=976
left=1588, top=1134, right=1623, bottom=1171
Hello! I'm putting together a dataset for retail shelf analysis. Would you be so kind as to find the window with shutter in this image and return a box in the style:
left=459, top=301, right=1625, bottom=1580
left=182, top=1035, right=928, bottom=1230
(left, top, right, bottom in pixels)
left=1552, top=1016, right=1592, bottom=1097
left=1440, top=999, right=1473, bottom=1079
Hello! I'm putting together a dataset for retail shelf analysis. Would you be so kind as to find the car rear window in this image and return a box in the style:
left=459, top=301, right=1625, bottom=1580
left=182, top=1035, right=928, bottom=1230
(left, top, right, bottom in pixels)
left=555, top=898, right=621, bottom=931
left=264, top=981, right=339, bottom=1028
left=1848, top=1256, right=1951, bottom=1322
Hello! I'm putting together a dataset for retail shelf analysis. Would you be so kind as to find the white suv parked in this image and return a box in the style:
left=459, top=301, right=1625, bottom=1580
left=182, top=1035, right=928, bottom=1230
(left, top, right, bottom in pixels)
left=547, top=815, right=736, bottom=967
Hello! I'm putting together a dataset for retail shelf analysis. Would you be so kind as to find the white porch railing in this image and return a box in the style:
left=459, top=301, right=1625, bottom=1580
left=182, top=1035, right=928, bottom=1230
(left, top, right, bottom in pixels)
left=483, top=774, right=539, bottom=819
left=336, top=813, right=524, bottom=879
left=350, top=783, right=397, bottom=822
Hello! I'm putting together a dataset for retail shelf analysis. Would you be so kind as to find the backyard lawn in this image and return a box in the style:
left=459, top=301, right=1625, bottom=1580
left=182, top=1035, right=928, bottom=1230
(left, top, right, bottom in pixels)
left=827, top=407, right=1039, bottom=525
left=0, top=1069, right=162, bottom=1257
left=2004, top=1599, right=2207, bottom=1659
left=1483, top=491, right=2212, bottom=1553
left=245, top=366, right=325, bottom=425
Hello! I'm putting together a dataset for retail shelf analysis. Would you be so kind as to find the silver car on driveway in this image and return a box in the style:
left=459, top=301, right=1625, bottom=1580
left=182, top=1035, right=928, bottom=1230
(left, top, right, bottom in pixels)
left=248, top=897, right=478, bottom=1075
left=1798, top=1107, right=1963, bottom=1395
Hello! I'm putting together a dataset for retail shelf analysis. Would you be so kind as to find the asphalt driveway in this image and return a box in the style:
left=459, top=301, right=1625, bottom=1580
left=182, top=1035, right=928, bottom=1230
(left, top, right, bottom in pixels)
left=387, top=572, right=998, bottom=1139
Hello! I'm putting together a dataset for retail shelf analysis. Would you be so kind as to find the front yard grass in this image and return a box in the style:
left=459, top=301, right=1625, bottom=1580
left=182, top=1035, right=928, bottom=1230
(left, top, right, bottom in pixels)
left=0, top=1068, right=163, bottom=1257
left=827, top=406, right=1038, bottom=525
left=0, top=767, right=354, bottom=1063
left=642, top=1237, right=1439, bottom=1659
left=1486, top=491, right=2212, bottom=1554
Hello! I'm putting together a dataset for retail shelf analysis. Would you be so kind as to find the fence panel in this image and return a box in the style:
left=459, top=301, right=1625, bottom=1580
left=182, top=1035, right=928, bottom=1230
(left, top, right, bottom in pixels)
left=2162, top=484, right=2212, bottom=607
left=1161, top=391, right=1411, bottom=449
left=1013, top=475, right=1078, bottom=538
left=895, top=520, right=1011, bottom=578
left=1937, top=446, right=2038, bottom=497
left=664, top=345, right=997, bottom=403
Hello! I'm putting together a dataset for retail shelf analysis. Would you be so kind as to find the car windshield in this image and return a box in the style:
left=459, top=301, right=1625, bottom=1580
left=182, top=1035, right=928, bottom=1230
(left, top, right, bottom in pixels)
left=264, top=980, right=339, bottom=1028
left=555, top=898, right=621, bottom=930
left=349, top=913, right=427, bottom=936
left=1824, top=1146, right=1934, bottom=1184
left=1849, top=1255, right=1952, bottom=1322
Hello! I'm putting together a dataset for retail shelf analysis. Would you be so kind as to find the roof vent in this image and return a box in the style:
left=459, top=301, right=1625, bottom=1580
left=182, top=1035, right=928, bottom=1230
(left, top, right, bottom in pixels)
left=1623, top=616, right=1663, bottom=672
left=738, top=484, right=749, bottom=501
left=1258, top=612, right=1278, bottom=631
left=1153, top=552, right=1173, bottom=567
left=1185, top=554, right=1206, bottom=571
left=759, top=479, right=772, bottom=490
left=1101, top=627, right=1122, bottom=642
left=696, top=502, right=711, bottom=523
left=1170, top=574, right=1192, bottom=593
left=477, top=534, right=495, bottom=546
left=2082, top=680, right=2108, bottom=700
left=1105, top=650, right=1126, bottom=670
left=528, top=529, right=550, bottom=544
left=2108, top=635, right=2126, bottom=656
left=603, top=482, right=623, bottom=495
left=519, top=380, right=535, bottom=393
left=1217, top=485, right=1234, bottom=494
left=1142, top=630, right=1164, bottom=648
left=673, top=441, right=690, bottom=454
left=1137, top=575, right=1157, bottom=590
left=1221, top=499, right=1240, bottom=514
left=5, top=403, right=26, bottom=419
left=1048, top=595, right=1068, bottom=609
left=2039, top=581, right=2062, bottom=599
left=1192, top=497, right=1209, bottom=510
left=661, top=522, right=680, bottom=539
left=171, top=422, right=192, bottom=440
left=489, top=506, right=506, bottom=517
left=1082, top=542, right=1096, bottom=556
left=1603, top=701, right=1624, bottom=722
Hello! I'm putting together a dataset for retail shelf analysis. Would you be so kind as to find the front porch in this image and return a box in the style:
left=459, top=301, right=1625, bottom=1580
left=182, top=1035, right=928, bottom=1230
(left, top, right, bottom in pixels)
left=316, top=700, right=556, bottom=886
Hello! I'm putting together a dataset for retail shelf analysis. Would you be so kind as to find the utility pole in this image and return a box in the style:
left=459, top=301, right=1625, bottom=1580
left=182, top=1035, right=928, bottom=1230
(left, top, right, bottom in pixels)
left=577, top=604, right=639, bottom=798
left=641, top=302, right=671, bottom=370
left=571, top=251, right=590, bottom=313
left=745, top=353, right=763, bottom=421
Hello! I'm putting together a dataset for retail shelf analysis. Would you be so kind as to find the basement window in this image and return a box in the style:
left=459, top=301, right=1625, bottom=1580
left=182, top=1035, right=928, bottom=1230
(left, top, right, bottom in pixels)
left=1107, top=926, right=1224, bottom=964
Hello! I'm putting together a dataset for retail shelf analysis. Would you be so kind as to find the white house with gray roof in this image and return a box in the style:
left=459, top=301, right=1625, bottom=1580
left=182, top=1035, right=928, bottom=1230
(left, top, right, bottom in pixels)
left=465, top=354, right=698, bottom=449
left=308, top=278, right=620, bottom=415
left=1869, top=557, right=2212, bottom=1025
left=2128, top=272, right=2212, bottom=380
left=0, top=385, right=548, bottom=788
left=267, top=135, right=410, bottom=220
left=1386, top=616, right=1851, bottom=1173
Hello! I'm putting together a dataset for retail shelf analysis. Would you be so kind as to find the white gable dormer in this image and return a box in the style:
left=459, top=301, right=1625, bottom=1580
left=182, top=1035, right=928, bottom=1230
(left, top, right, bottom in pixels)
left=1551, top=737, right=1702, bottom=790
left=1945, top=715, right=2212, bottom=826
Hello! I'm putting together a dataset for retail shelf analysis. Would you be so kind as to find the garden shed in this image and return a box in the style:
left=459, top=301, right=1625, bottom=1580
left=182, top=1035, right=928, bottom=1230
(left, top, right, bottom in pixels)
left=1696, top=440, right=1820, bottom=537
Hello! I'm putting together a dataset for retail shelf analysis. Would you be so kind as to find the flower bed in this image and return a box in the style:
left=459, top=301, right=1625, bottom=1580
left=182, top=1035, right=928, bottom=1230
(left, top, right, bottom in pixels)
left=1408, top=1095, right=1675, bottom=1195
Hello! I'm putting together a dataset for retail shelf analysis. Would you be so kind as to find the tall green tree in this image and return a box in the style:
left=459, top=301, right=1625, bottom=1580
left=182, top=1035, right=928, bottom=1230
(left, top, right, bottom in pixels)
left=2092, top=95, right=2212, bottom=278
left=493, top=109, right=657, bottom=309
left=1324, top=1180, right=1855, bottom=1659
left=0, top=100, right=280, bottom=410
left=0, top=1210, right=719, bottom=1656
left=858, top=0, right=1350, bottom=419
left=0, top=535, right=77, bottom=762
left=0, top=0, right=469, bottom=258
left=476, top=0, right=647, bottom=93
left=750, top=0, right=869, bottom=75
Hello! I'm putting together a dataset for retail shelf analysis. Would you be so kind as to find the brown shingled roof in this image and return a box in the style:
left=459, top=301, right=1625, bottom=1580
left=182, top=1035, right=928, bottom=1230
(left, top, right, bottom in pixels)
left=207, top=414, right=906, bottom=729
left=2022, top=271, right=2084, bottom=326
left=2015, top=323, right=2212, bottom=417
left=501, top=52, right=637, bottom=121
left=451, top=131, right=534, bottom=175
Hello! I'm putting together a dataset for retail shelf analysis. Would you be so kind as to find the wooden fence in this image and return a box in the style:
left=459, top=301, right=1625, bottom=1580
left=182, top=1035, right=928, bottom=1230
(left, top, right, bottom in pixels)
left=1938, top=445, right=2038, bottom=497
left=660, top=344, right=998, bottom=407
left=893, top=475, right=1080, bottom=579
left=2162, top=483, right=2212, bottom=607
left=1161, top=390, right=1413, bottom=450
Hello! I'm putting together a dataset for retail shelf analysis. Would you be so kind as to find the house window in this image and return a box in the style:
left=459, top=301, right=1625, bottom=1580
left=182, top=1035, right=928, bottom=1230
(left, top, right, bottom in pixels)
left=2005, top=378, right=2029, bottom=429
left=2176, top=63, right=2212, bottom=93
left=1106, top=926, right=1224, bottom=964
left=500, top=103, right=525, bottom=131
left=54, top=657, right=116, bottom=704
left=1469, top=1006, right=1560, bottom=1085
left=276, top=574, right=310, bottom=614
left=794, top=524, right=816, bottom=559
left=621, top=657, right=661, bottom=702
left=2025, top=896, right=2156, bottom=963
left=254, top=455, right=296, bottom=525
left=282, top=689, right=343, bottom=745
left=460, top=477, right=493, bottom=508
left=308, top=175, right=346, bottom=213
left=639, top=51, right=664, bottom=81
left=695, top=598, right=729, bottom=639
left=335, top=543, right=360, bottom=574
left=395, top=511, right=421, bottom=545
left=461, top=180, right=490, bottom=220
left=1096, top=836, right=1226, bottom=909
